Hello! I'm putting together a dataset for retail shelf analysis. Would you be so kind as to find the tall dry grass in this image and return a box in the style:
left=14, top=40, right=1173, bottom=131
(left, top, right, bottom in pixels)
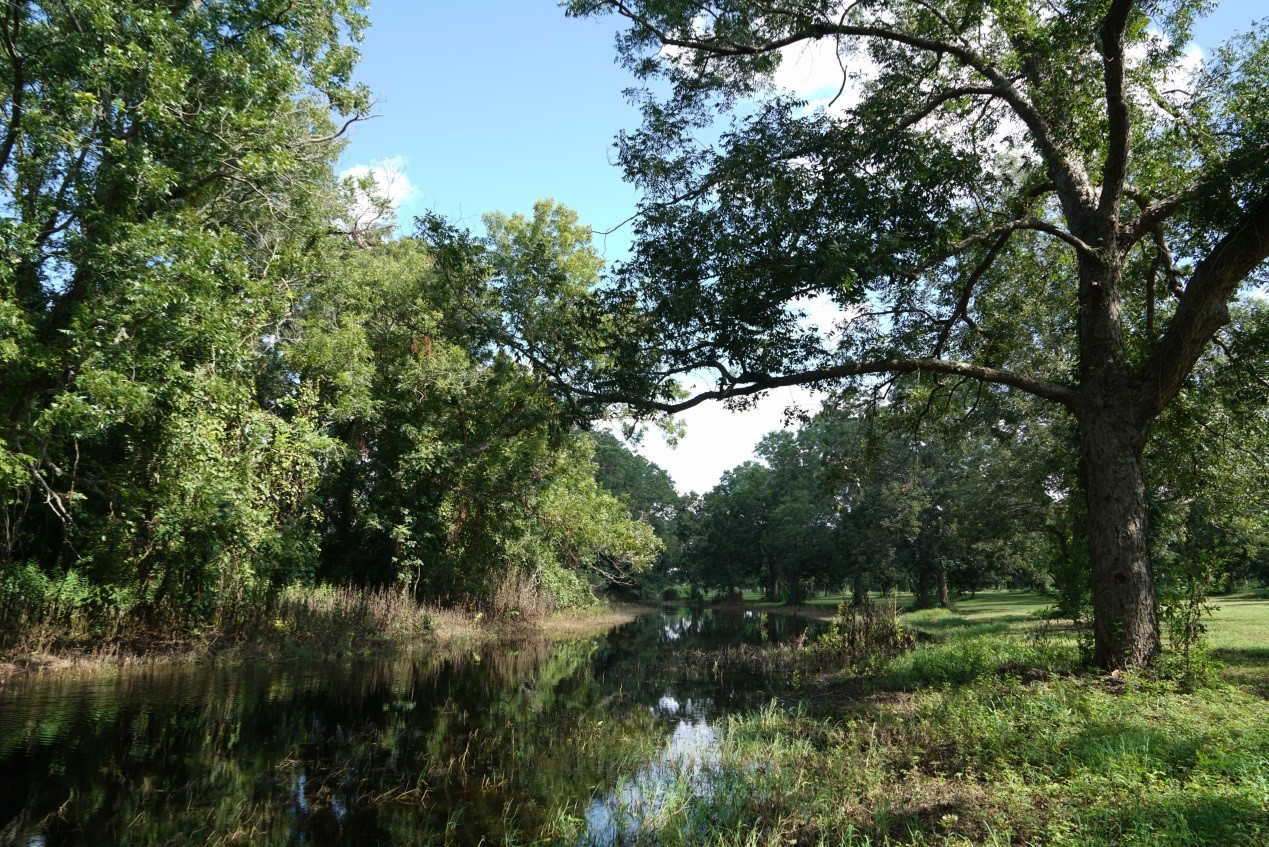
left=1, top=567, right=599, bottom=673
left=481, top=569, right=556, bottom=622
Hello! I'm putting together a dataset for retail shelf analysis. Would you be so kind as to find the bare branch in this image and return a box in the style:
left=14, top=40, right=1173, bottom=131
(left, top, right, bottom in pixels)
left=1098, top=0, right=1134, bottom=219
left=895, top=85, right=1007, bottom=132
left=0, top=3, right=24, bottom=175
left=288, top=113, right=370, bottom=149
left=1122, top=143, right=1269, bottom=245
left=911, top=216, right=1094, bottom=275
left=931, top=229, right=1010, bottom=359
left=650, top=359, right=1077, bottom=412
left=551, top=355, right=1079, bottom=414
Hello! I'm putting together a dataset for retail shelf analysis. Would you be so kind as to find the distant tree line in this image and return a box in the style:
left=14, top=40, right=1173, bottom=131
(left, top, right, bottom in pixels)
left=620, top=380, right=1268, bottom=630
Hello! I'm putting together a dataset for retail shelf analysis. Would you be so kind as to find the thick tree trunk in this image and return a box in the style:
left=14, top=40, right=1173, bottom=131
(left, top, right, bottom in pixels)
left=1079, top=406, right=1160, bottom=670
left=851, top=572, right=866, bottom=607
left=1071, top=237, right=1162, bottom=670
left=937, top=564, right=950, bottom=610
left=914, top=566, right=933, bottom=609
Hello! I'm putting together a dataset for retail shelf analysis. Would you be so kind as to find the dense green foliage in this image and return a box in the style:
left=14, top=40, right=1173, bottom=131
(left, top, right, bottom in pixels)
left=1, top=0, right=1264, bottom=672
left=677, top=399, right=1055, bottom=606
left=0, top=2, right=661, bottom=644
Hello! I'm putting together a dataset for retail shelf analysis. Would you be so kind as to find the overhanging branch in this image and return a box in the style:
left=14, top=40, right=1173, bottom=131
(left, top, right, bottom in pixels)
left=585, top=358, right=1079, bottom=413
left=594, top=0, right=1093, bottom=211
left=911, top=216, right=1094, bottom=274
left=1137, top=192, right=1269, bottom=416
left=1122, top=143, right=1269, bottom=245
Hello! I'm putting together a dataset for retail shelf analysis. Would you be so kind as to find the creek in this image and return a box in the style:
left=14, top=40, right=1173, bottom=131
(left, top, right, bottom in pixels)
left=0, top=607, right=822, bottom=846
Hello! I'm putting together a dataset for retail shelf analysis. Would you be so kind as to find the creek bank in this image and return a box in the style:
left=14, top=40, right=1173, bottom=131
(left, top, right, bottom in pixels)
left=695, top=600, right=836, bottom=624
left=612, top=595, right=1269, bottom=846
left=0, top=600, right=652, bottom=681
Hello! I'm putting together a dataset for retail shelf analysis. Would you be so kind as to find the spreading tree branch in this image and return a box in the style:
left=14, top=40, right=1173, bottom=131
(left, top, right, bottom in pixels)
left=0, top=3, right=23, bottom=175
left=592, top=0, right=1095, bottom=212
left=1122, top=143, right=1269, bottom=246
left=556, top=356, right=1079, bottom=413
left=1138, top=192, right=1269, bottom=416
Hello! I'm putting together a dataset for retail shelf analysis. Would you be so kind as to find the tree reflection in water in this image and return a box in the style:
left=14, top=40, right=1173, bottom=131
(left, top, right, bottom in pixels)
left=0, top=608, right=821, bottom=845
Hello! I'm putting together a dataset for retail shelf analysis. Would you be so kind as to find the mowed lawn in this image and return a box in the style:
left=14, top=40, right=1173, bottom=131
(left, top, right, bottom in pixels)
left=933, top=588, right=1269, bottom=687
left=740, top=587, right=1269, bottom=686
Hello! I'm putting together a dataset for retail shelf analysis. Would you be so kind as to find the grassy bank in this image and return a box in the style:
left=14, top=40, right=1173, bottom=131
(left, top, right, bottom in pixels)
left=568, top=591, right=1269, bottom=846
left=0, top=584, right=650, bottom=679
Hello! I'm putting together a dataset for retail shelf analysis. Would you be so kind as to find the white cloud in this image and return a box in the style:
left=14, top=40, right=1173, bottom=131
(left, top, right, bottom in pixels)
left=772, top=36, right=875, bottom=113
left=1129, top=35, right=1205, bottom=116
left=341, top=155, right=416, bottom=237
left=657, top=11, right=875, bottom=116
left=622, top=381, right=823, bottom=496
left=789, top=292, right=848, bottom=343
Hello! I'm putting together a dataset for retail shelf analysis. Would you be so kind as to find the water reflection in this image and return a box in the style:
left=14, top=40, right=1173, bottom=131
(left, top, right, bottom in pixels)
left=584, top=718, right=718, bottom=845
left=0, top=608, right=821, bottom=845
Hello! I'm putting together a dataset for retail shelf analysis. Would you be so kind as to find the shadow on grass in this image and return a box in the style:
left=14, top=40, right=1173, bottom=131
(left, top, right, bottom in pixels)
left=1219, top=587, right=1269, bottom=601
left=1065, top=721, right=1201, bottom=773
left=1079, top=792, right=1268, bottom=847
left=907, top=617, right=1021, bottom=636
left=1212, top=647, right=1269, bottom=697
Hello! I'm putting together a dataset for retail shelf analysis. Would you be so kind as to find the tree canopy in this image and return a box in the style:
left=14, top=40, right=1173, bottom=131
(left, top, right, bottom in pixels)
left=0, top=2, right=665, bottom=638
left=565, top=0, right=1269, bottom=668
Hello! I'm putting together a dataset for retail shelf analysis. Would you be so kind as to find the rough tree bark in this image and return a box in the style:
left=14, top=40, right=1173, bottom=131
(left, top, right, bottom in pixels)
left=1077, top=404, right=1159, bottom=667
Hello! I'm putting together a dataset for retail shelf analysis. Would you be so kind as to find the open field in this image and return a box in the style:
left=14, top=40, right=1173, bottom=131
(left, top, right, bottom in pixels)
left=736, top=588, right=1269, bottom=676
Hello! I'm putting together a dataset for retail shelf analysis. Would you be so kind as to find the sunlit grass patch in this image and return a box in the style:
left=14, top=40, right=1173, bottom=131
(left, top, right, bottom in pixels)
left=1207, top=595, right=1269, bottom=653
left=879, top=633, right=1079, bottom=690
left=1201, top=595, right=1269, bottom=696
left=928, top=591, right=1054, bottom=626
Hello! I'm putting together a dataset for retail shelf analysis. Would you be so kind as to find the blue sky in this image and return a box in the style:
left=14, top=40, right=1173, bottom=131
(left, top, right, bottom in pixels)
left=340, top=1, right=1263, bottom=494
left=341, top=3, right=642, bottom=261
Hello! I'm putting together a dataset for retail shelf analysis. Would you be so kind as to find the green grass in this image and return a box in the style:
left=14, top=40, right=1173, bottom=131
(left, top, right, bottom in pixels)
left=684, top=679, right=1269, bottom=847
left=1202, top=591, right=1269, bottom=697
left=739, top=589, right=860, bottom=609
left=587, top=589, right=1269, bottom=846
left=739, top=589, right=1056, bottom=616
left=1207, top=592, right=1269, bottom=653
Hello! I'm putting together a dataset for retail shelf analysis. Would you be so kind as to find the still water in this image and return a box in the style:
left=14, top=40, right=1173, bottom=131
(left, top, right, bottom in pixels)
left=0, top=608, right=820, bottom=846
